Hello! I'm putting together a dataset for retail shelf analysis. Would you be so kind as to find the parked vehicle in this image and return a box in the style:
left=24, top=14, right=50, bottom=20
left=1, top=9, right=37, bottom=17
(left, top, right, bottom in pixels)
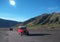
left=9, top=28, right=13, bottom=31
left=18, top=26, right=29, bottom=36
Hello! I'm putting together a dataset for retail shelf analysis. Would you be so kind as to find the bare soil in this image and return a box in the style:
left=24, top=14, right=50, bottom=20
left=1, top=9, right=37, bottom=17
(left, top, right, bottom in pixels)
left=0, top=28, right=60, bottom=42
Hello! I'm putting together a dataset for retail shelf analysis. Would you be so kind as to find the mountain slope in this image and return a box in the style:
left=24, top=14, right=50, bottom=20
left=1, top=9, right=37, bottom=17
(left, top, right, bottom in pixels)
left=0, top=18, right=19, bottom=28
left=24, top=12, right=60, bottom=27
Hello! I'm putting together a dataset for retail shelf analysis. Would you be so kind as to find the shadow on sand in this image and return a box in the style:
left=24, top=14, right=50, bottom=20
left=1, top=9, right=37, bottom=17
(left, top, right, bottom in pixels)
left=28, top=33, right=51, bottom=36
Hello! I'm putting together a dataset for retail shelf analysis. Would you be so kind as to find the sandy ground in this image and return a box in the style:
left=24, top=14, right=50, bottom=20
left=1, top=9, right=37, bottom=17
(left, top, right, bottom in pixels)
left=0, top=28, right=60, bottom=42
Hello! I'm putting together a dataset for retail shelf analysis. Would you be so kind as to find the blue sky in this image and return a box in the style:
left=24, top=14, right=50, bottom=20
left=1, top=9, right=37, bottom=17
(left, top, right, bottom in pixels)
left=0, top=0, right=60, bottom=22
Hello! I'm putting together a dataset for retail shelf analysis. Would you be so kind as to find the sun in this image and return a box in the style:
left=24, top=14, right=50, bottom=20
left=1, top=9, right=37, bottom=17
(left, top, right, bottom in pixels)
left=9, top=0, right=16, bottom=6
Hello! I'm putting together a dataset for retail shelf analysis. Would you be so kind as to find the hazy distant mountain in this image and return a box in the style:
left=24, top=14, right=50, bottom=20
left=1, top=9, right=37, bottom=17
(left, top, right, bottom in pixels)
left=23, top=12, right=60, bottom=27
left=0, top=18, right=19, bottom=28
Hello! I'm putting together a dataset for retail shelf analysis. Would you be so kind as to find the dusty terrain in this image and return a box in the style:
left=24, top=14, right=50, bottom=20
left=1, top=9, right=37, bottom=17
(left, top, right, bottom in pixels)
left=0, top=28, right=60, bottom=42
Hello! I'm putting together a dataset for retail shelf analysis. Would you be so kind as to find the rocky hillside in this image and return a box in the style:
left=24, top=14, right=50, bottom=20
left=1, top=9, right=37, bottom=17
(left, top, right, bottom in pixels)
left=23, top=12, right=60, bottom=27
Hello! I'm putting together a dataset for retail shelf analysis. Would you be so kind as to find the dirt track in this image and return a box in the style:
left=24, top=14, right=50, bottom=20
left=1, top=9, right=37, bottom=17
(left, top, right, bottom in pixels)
left=0, top=28, right=60, bottom=42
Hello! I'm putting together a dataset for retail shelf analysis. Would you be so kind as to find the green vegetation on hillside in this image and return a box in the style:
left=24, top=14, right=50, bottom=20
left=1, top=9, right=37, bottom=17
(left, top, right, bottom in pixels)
left=25, top=12, right=60, bottom=28
left=13, top=12, right=60, bottom=29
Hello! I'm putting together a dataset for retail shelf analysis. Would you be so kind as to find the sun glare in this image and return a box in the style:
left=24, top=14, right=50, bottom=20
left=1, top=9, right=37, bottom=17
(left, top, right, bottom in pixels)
left=9, top=0, right=15, bottom=6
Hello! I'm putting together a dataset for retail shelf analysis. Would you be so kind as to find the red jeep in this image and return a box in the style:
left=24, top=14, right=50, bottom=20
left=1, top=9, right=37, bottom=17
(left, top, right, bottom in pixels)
left=18, top=26, right=29, bottom=36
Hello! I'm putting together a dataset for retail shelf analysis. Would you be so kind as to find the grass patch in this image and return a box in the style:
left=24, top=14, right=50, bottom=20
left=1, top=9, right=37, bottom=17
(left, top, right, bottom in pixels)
left=26, top=24, right=60, bottom=29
